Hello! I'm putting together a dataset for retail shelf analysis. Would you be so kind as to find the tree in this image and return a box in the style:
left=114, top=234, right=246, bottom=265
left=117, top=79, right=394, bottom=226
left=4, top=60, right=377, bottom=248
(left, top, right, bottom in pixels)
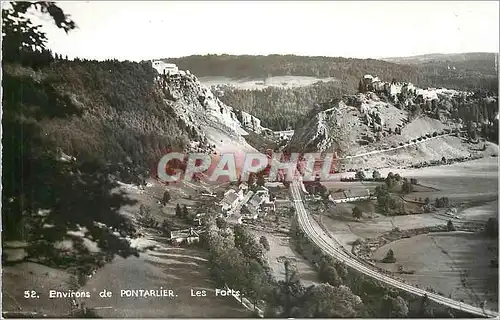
left=298, top=284, right=362, bottom=318
left=333, top=261, right=348, bottom=280
left=372, top=170, right=381, bottom=180
left=259, top=235, right=270, bottom=251
left=2, top=1, right=76, bottom=65
left=375, top=185, right=395, bottom=214
left=402, top=178, right=413, bottom=194
left=355, top=170, right=365, bottom=181
left=182, top=205, right=189, bottom=218
left=319, top=265, right=342, bottom=286
left=435, top=197, right=450, bottom=208
left=256, top=171, right=266, bottom=187
left=358, top=80, right=365, bottom=93
left=419, top=294, right=434, bottom=317
left=382, top=295, right=409, bottom=318
left=216, top=216, right=227, bottom=229
left=175, top=204, right=182, bottom=217
left=234, top=225, right=265, bottom=265
left=382, top=249, right=396, bottom=263
left=441, top=156, right=447, bottom=164
left=248, top=172, right=256, bottom=186
left=2, top=3, right=141, bottom=263
left=162, top=190, right=171, bottom=205
left=244, top=259, right=271, bottom=312
left=485, top=218, right=498, bottom=238
left=447, top=220, right=456, bottom=231
left=265, top=259, right=306, bottom=318
left=352, top=206, right=362, bottom=219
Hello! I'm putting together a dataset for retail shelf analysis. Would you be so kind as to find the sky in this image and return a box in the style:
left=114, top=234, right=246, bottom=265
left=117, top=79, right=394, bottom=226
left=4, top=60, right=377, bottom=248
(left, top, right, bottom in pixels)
left=23, top=1, right=500, bottom=61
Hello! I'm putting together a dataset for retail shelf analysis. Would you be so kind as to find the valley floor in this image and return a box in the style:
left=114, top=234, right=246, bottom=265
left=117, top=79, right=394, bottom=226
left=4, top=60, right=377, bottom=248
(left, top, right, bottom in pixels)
left=319, top=156, right=499, bottom=310
left=373, top=231, right=498, bottom=311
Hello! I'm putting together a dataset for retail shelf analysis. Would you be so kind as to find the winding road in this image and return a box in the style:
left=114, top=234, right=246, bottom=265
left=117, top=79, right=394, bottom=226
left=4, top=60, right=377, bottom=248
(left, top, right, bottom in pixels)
left=337, top=131, right=455, bottom=161
left=290, top=179, right=498, bottom=318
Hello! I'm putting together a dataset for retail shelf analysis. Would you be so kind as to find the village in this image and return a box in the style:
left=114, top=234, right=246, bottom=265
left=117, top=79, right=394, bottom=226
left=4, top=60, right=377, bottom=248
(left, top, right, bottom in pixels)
left=165, top=177, right=281, bottom=245
left=162, top=168, right=376, bottom=246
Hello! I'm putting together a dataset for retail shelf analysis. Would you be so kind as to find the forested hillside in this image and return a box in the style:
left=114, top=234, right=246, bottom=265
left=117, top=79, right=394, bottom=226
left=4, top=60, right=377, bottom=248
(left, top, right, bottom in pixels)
left=2, top=2, right=200, bottom=274
left=383, top=52, right=496, bottom=72
left=215, top=81, right=349, bottom=130
left=164, top=54, right=421, bottom=90
left=163, top=54, right=498, bottom=92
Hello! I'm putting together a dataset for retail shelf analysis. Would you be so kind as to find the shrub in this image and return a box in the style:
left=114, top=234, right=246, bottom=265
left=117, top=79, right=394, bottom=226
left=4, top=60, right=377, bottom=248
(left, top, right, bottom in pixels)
left=352, top=206, right=362, bottom=219
left=382, top=249, right=396, bottom=263
left=485, top=218, right=498, bottom=238
left=447, top=220, right=456, bottom=231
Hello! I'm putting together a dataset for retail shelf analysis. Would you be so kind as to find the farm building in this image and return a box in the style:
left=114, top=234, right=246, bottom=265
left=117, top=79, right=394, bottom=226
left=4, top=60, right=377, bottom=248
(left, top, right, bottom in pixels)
left=329, top=188, right=371, bottom=203
left=169, top=228, right=200, bottom=245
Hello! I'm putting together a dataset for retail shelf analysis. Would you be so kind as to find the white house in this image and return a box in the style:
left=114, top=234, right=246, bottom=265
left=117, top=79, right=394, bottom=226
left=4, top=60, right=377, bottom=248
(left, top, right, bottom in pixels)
left=329, top=188, right=371, bottom=204
left=151, top=60, right=179, bottom=75
left=220, top=189, right=241, bottom=213
left=169, top=228, right=200, bottom=245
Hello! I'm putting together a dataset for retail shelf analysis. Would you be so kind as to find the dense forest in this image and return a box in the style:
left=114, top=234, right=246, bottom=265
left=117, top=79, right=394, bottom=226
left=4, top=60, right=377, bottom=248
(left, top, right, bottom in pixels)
left=165, top=54, right=421, bottom=90
left=383, top=52, right=497, bottom=74
left=215, top=81, right=349, bottom=130
left=164, top=54, right=498, bottom=93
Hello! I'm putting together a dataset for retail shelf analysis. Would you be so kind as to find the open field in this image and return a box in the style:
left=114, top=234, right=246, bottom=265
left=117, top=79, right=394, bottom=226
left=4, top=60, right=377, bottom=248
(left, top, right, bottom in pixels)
left=79, top=243, right=250, bottom=318
left=321, top=158, right=498, bottom=245
left=335, top=157, right=498, bottom=204
left=199, top=76, right=338, bottom=90
left=322, top=181, right=381, bottom=193
left=320, top=211, right=455, bottom=248
left=2, top=262, right=75, bottom=316
left=377, top=157, right=499, bottom=204
left=372, top=232, right=498, bottom=311
left=318, top=157, right=498, bottom=313
left=459, top=200, right=499, bottom=221
left=249, top=230, right=319, bottom=287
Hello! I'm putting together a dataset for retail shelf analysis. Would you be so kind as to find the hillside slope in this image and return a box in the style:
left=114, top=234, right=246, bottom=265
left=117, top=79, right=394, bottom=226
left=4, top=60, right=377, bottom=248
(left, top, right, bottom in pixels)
left=2, top=59, right=268, bottom=274
left=4, top=61, right=265, bottom=169
left=213, top=81, right=349, bottom=130
left=287, top=76, right=498, bottom=169
left=382, top=52, right=498, bottom=92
